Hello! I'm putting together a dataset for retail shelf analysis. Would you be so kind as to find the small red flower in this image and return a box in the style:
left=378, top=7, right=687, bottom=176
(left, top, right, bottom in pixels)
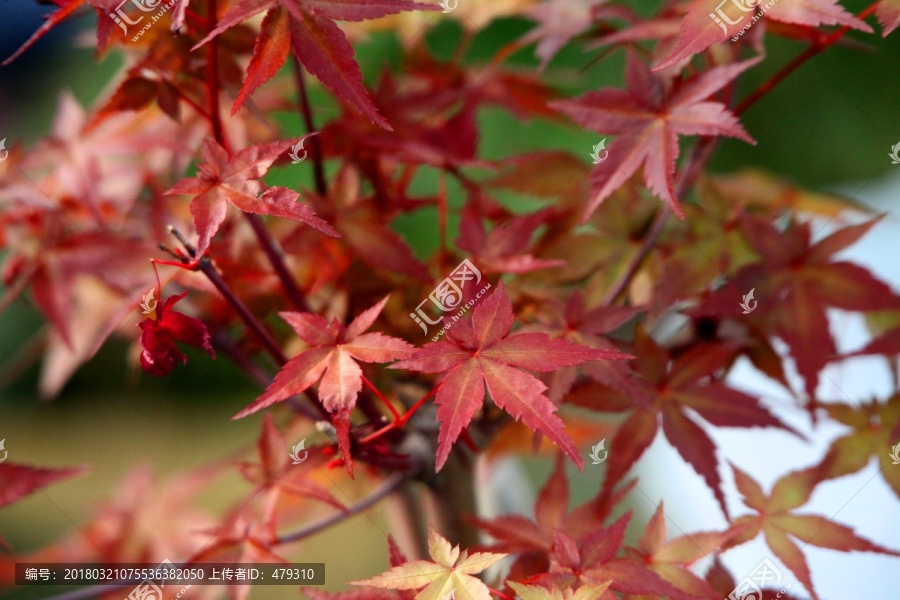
left=138, top=291, right=216, bottom=376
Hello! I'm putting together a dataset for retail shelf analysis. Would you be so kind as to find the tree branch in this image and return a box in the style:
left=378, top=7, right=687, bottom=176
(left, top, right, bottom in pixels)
left=276, top=472, right=407, bottom=544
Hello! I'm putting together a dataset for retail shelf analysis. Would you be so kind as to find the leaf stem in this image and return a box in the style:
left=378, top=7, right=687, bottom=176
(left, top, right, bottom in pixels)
left=362, top=374, right=401, bottom=421
left=357, top=384, right=442, bottom=445
left=292, top=53, right=328, bottom=196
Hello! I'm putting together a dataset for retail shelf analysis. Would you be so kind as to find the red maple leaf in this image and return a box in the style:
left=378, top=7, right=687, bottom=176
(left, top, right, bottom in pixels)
left=566, top=326, right=799, bottom=518
left=551, top=51, right=758, bottom=220
left=166, top=138, right=338, bottom=253
left=469, top=453, right=635, bottom=591
left=528, top=511, right=702, bottom=600
left=691, top=214, right=900, bottom=411
left=725, top=465, right=900, bottom=600
left=391, top=282, right=631, bottom=472
left=237, top=415, right=347, bottom=534
left=193, top=0, right=438, bottom=125
left=0, top=462, right=89, bottom=509
left=877, top=0, right=900, bottom=35
left=655, top=0, right=872, bottom=71
left=138, top=290, right=216, bottom=376
left=233, top=296, right=414, bottom=476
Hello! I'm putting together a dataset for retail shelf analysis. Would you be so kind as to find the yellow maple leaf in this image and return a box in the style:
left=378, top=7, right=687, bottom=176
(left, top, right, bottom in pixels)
left=350, top=525, right=507, bottom=600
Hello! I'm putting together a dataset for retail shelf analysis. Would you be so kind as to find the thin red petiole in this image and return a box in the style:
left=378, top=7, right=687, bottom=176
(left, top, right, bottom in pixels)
left=358, top=384, right=442, bottom=446
left=361, top=374, right=400, bottom=421
left=487, top=587, right=514, bottom=600
left=459, top=428, right=478, bottom=452
left=398, top=383, right=441, bottom=426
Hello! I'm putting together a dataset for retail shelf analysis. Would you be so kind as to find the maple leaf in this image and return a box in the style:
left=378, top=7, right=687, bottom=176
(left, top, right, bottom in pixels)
left=166, top=138, right=339, bottom=253
left=507, top=581, right=613, bottom=600
left=877, top=0, right=900, bottom=35
left=551, top=52, right=758, bottom=221
left=192, top=0, right=438, bottom=126
left=655, top=0, right=872, bottom=71
left=531, top=291, right=643, bottom=404
left=519, top=0, right=633, bottom=70
left=566, top=326, right=799, bottom=518
left=237, top=415, right=347, bottom=533
left=233, top=296, right=414, bottom=476
left=725, top=465, right=900, bottom=600
left=0, top=462, right=89, bottom=509
left=692, top=214, right=900, bottom=411
left=529, top=512, right=703, bottom=600
left=703, top=557, right=807, bottom=600
left=456, top=205, right=565, bottom=275
left=624, top=501, right=733, bottom=600
left=391, top=283, right=631, bottom=471
left=469, top=453, right=635, bottom=588
left=187, top=516, right=290, bottom=600
left=811, top=394, right=900, bottom=500
left=138, top=290, right=216, bottom=376
left=350, top=525, right=507, bottom=600
left=1, top=0, right=89, bottom=66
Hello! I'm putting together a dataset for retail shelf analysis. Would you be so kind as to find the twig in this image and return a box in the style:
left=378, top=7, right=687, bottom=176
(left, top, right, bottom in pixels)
left=275, top=472, right=406, bottom=544
left=735, top=2, right=879, bottom=115
left=291, top=53, right=328, bottom=196
left=205, top=0, right=229, bottom=153
left=197, top=257, right=288, bottom=365
left=244, top=212, right=310, bottom=312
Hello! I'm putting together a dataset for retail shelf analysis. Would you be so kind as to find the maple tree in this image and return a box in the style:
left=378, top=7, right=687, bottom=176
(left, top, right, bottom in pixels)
left=1, top=0, right=900, bottom=598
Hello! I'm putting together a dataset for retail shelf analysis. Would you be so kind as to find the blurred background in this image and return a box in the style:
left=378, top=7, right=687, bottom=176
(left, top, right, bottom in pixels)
left=1, top=0, right=900, bottom=598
